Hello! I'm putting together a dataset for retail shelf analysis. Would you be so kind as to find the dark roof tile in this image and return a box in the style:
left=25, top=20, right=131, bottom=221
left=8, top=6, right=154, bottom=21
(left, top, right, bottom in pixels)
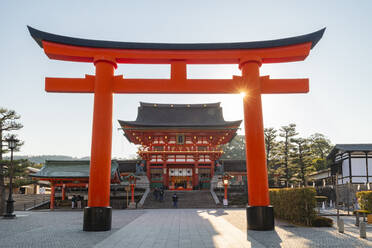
left=28, top=26, right=325, bottom=50
left=117, top=160, right=138, bottom=173
left=327, top=144, right=372, bottom=159
left=32, top=160, right=119, bottom=179
left=119, top=102, right=242, bottom=128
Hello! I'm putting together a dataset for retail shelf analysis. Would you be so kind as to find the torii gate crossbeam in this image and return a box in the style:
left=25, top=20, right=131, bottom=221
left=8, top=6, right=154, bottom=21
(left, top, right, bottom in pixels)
left=28, top=26, right=325, bottom=231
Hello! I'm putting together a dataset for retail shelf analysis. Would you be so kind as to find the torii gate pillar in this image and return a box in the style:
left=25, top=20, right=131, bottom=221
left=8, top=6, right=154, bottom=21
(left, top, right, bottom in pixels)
left=241, top=58, right=273, bottom=230
left=83, top=58, right=116, bottom=231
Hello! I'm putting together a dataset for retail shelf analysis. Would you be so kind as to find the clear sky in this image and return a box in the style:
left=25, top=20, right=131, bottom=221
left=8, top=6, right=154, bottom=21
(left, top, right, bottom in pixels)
left=1, top=0, right=371, bottom=158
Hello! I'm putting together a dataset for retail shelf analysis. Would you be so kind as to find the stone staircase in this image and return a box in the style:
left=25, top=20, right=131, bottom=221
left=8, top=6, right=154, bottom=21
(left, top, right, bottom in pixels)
left=135, top=176, right=150, bottom=189
left=12, top=194, right=50, bottom=211
left=143, top=190, right=218, bottom=209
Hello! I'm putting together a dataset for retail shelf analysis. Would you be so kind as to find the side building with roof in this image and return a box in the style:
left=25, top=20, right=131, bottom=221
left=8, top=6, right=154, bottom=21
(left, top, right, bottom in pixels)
left=328, top=144, right=372, bottom=184
left=32, top=160, right=122, bottom=209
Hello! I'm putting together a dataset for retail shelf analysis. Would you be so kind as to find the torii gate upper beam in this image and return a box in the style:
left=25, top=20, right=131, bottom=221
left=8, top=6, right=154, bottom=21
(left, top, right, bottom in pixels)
left=29, top=26, right=323, bottom=64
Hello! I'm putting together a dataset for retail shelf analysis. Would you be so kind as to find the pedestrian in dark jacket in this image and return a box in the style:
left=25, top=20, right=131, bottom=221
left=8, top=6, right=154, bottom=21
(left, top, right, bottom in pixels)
left=77, top=195, right=82, bottom=209
left=154, top=187, right=159, bottom=201
left=159, top=189, right=164, bottom=202
left=172, top=193, right=178, bottom=208
left=71, top=195, right=76, bottom=209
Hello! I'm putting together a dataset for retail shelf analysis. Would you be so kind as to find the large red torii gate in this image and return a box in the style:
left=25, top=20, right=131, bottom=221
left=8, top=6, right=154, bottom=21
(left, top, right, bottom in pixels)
left=28, top=26, right=324, bottom=231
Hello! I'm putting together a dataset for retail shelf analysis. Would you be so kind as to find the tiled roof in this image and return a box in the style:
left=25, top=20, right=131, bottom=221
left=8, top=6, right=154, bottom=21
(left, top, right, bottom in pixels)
left=118, top=102, right=241, bottom=128
left=32, top=160, right=119, bottom=179
left=29, top=26, right=325, bottom=51
left=327, top=144, right=372, bottom=159
left=117, top=160, right=139, bottom=173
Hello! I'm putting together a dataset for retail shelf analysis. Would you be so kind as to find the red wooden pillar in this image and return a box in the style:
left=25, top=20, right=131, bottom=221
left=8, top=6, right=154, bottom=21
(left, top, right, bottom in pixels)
left=146, top=161, right=151, bottom=184
left=50, top=183, right=55, bottom=210
left=130, top=184, right=135, bottom=203
left=194, top=161, right=199, bottom=188
left=211, top=160, right=215, bottom=178
left=192, top=167, right=196, bottom=188
left=163, top=162, right=168, bottom=187
left=83, top=57, right=116, bottom=231
left=61, top=185, right=65, bottom=201
left=224, top=184, right=228, bottom=200
left=241, top=58, right=274, bottom=230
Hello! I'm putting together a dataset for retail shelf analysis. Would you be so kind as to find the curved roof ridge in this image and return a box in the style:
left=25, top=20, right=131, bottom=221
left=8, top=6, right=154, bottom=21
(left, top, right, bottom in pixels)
left=118, top=120, right=242, bottom=128
left=28, top=26, right=325, bottom=50
left=139, top=102, right=221, bottom=108
left=336, top=143, right=372, bottom=146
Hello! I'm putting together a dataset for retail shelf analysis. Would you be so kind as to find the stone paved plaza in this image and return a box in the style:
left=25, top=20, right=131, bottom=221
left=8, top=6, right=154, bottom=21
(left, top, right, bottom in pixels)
left=1, top=209, right=372, bottom=248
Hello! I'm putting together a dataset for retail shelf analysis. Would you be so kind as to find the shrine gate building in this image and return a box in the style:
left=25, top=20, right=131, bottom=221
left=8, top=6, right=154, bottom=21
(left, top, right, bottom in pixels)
left=119, top=102, right=241, bottom=190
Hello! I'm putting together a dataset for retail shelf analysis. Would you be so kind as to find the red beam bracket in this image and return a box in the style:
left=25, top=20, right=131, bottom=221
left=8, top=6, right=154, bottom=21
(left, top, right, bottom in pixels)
left=45, top=74, right=95, bottom=93
left=260, top=76, right=309, bottom=94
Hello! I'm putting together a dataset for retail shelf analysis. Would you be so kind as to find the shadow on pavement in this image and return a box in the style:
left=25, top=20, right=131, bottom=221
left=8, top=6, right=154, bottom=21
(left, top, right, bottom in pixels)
left=247, top=229, right=282, bottom=247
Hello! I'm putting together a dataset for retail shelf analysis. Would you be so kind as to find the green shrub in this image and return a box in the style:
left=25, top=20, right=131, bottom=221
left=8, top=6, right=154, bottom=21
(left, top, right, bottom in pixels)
left=269, top=188, right=317, bottom=226
left=228, top=193, right=247, bottom=206
left=356, top=191, right=372, bottom=212
left=311, top=216, right=333, bottom=227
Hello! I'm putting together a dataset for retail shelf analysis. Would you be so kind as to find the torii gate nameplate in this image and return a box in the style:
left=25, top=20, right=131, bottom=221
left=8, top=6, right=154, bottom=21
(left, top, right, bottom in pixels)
left=28, top=26, right=325, bottom=231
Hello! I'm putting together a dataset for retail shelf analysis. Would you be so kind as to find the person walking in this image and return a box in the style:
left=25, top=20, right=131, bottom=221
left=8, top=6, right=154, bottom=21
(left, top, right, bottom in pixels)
left=71, top=195, right=76, bottom=209
left=159, top=188, right=164, bottom=202
left=172, top=193, right=178, bottom=208
left=154, top=187, right=159, bottom=201
left=77, top=195, right=82, bottom=209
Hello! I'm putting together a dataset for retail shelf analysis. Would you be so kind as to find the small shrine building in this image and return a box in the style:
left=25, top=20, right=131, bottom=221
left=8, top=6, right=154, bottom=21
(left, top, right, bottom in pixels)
left=119, top=102, right=241, bottom=190
left=32, top=160, right=121, bottom=209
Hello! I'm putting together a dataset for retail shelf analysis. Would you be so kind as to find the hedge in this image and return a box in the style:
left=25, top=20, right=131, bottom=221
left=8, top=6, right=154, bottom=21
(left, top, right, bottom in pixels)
left=269, top=188, right=317, bottom=226
left=311, top=216, right=333, bottom=227
left=356, top=191, right=372, bottom=212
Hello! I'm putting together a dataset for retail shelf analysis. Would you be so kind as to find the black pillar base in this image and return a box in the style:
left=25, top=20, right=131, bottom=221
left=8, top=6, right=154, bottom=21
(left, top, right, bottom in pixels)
left=3, top=213, right=16, bottom=219
left=3, top=199, right=16, bottom=219
left=83, top=207, right=112, bottom=231
left=246, top=205, right=274, bottom=231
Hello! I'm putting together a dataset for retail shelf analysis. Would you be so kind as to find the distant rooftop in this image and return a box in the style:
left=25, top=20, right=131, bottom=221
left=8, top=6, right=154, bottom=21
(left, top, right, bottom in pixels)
left=118, top=102, right=242, bottom=128
left=117, top=160, right=138, bottom=173
left=333, top=144, right=372, bottom=151
left=327, top=144, right=372, bottom=159
left=32, top=160, right=119, bottom=179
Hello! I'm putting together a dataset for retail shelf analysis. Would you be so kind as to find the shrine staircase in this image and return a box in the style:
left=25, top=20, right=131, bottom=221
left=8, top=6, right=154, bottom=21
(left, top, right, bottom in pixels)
left=143, top=190, right=219, bottom=209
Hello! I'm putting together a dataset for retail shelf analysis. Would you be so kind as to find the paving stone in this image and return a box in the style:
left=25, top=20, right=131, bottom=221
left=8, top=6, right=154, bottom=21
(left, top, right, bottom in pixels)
left=1, top=208, right=372, bottom=247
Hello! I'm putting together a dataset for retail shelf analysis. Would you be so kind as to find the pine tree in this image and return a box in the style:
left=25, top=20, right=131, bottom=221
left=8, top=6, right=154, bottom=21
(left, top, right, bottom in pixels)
left=221, top=135, right=246, bottom=160
left=291, top=137, right=312, bottom=186
left=308, top=133, right=333, bottom=171
left=0, top=108, right=23, bottom=215
left=264, top=128, right=280, bottom=187
left=279, top=124, right=298, bottom=187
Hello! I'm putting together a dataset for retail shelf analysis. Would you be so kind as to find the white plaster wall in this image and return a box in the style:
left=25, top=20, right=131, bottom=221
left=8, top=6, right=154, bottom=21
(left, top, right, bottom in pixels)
left=368, top=158, right=372, bottom=176
left=343, top=177, right=350, bottom=184
left=342, top=160, right=349, bottom=177
left=353, top=176, right=367, bottom=183
left=351, top=158, right=367, bottom=176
